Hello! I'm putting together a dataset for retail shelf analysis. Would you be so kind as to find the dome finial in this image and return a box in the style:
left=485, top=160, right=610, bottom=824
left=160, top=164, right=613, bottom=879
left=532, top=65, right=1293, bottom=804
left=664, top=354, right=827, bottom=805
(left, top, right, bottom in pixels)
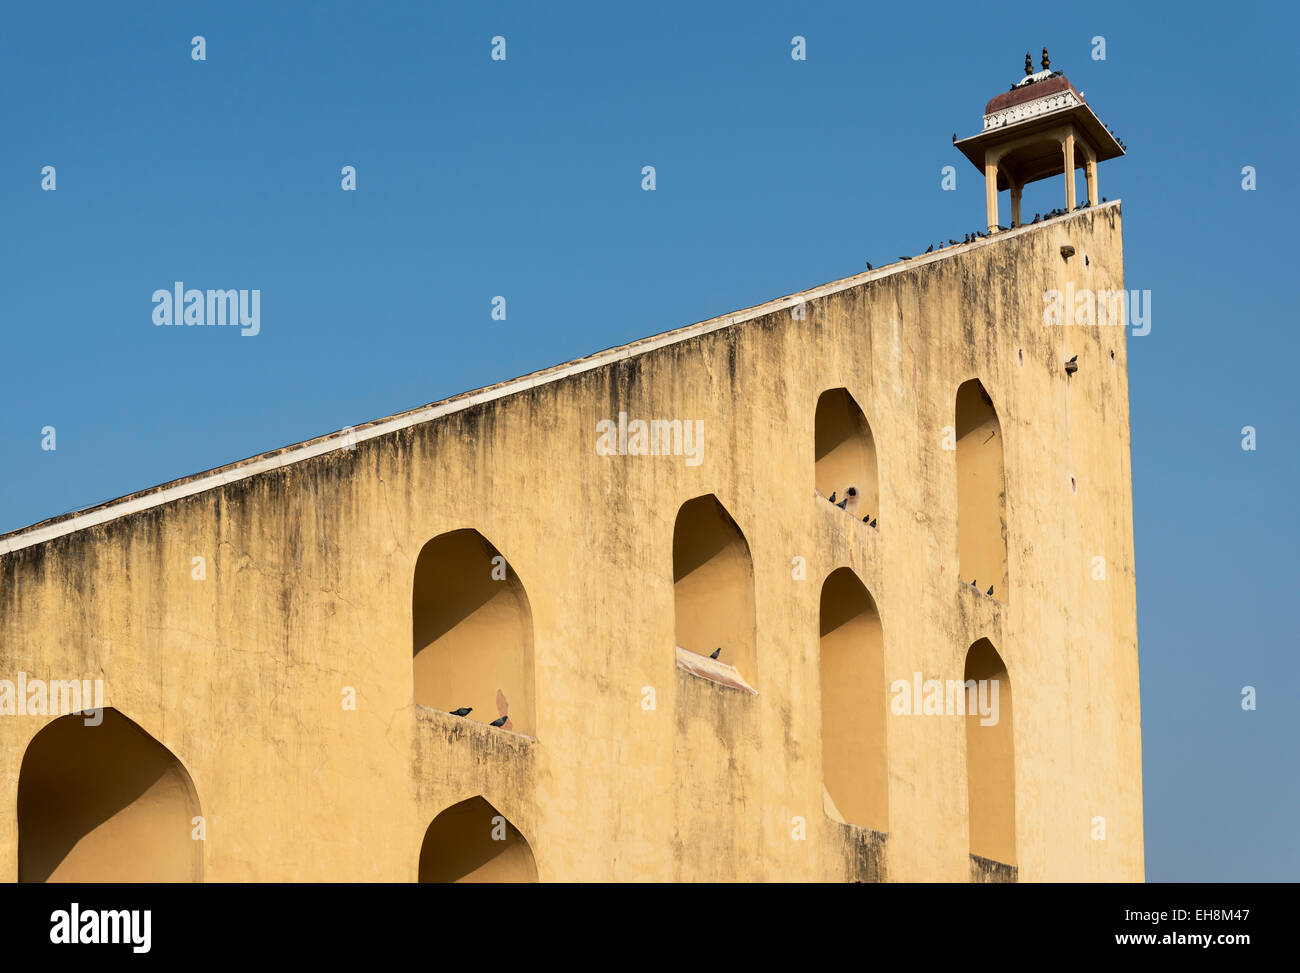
left=1025, top=52, right=1033, bottom=76
left=1041, top=46, right=1051, bottom=71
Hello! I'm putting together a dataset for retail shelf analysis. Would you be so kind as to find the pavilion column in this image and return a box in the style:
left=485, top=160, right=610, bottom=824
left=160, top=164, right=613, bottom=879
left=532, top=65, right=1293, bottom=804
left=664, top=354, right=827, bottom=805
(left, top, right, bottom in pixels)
left=1062, top=133, right=1076, bottom=211
left=984, top=156, right=1000, bottom=232
left=1010, top=178, right=1022, bottom=227
left=1085, top=146, right=1098, bottom=206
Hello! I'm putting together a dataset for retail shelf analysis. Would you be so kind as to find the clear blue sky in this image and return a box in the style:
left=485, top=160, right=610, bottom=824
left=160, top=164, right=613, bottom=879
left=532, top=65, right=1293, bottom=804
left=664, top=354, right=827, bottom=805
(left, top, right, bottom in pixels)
left=2, top=1, right=1296, bottom=881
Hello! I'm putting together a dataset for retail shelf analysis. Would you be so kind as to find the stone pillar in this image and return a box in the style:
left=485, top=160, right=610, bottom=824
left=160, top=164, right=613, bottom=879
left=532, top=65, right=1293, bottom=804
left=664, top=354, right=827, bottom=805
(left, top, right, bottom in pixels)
left=1010, top=179, right=1022, bottom=228
left=1063, top=133, right=1076, bottom=211
left=985, top=157, right=1000, bottom=233
left=1085, top=151, right=1098, bottom=207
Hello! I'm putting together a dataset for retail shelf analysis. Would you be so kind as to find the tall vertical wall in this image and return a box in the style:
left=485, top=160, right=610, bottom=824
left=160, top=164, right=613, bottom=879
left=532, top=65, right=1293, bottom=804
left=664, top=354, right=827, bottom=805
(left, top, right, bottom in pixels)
left=0, top=203, right=1142, bottom=881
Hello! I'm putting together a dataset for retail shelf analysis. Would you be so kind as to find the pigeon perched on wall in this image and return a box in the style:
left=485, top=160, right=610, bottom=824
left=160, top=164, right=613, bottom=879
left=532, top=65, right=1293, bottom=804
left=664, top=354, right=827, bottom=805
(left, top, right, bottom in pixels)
left=827, top=491, right=837, bottom=504
left=710, top=647, right=722, bottom=660
left=489, top=715, right=508, bottom=728
left=450, top=707, right=472, bottom=717
left=870, top=518, right=877, bottom=528
left=986, top=585, right=994, bottom=596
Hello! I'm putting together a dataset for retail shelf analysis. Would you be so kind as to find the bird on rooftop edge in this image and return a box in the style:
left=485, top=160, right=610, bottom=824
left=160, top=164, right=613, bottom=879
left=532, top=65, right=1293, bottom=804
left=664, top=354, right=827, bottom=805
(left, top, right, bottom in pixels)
left=450, top=707, right=472, bottom=717
left=489, top=715, right=508, bottom=728
left=710, top=647, right=722, bottom=660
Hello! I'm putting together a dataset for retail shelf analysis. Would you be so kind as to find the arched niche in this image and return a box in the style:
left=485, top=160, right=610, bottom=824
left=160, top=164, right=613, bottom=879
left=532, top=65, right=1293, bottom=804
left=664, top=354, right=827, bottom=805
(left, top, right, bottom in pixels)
left=18, top=708, right=203, bottom=882
left=964, top=637, right=1016, bottom=866
left=672, top=495, right=757, bottom=686
left=955, top=379, right=1008, bottom=600
left=815, top=388, right=879, bottom=521
left=418, top=796, right=538, bottom=883
left=819, top=567, right=889, bottom=832
left=413, top=529, right=535, bottom=736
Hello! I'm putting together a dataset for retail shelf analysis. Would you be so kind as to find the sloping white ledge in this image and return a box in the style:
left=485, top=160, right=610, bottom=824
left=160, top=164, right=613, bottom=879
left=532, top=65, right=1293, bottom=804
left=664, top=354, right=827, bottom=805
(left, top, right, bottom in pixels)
left=675, top=647, right=758, bottom=695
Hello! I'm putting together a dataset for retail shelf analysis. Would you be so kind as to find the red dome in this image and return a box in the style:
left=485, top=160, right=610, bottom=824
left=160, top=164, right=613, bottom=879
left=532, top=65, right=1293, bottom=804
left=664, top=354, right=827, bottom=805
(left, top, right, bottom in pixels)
left=984, top=75, right=1082, bottom=115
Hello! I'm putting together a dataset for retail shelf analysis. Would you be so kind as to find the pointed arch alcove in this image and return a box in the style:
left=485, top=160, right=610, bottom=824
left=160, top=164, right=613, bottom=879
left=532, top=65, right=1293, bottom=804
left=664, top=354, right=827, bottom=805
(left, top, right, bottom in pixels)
left=17, top=708, right=203, bottom=883
left=955, top=379, right=1008, bottom=600
left=412, top=529, right=535, bottom=735
left=815, top=388, right=879, bottom=521
left=819, top=568, right=889, bottom=833
left=964, top=637, right=1016, bottom=872
left=418, top=796, right=538, bottom=882
left=672, top=495, right=757, bottom=688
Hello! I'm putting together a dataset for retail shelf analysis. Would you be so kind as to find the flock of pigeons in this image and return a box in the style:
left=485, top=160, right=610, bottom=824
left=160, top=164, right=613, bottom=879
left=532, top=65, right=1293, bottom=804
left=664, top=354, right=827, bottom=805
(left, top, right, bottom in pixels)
left=967, top=578, right=995, bottom=598
left=825, top=486, right=878, bottom=529
left=867, top=197, right=1109, bottom=269
left=448, top=707, right=508, bottom=728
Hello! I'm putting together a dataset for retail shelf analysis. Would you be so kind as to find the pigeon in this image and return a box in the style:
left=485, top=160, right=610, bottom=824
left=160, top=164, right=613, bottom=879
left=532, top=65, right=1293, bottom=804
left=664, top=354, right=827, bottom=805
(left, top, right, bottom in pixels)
left=450, top=707, right=472, bottom=717
left=949, top=239, right=959, bottom=246
left=925, top=244, right=934, bottom=253
left=986, top=585, right=994, bottom=596
left=862, top=514, right=871, bottom=523
left=489, top=715, right=508, bottom=728
left=899, top=255, right=910, bottom=260
left=841, top=486, right=859, bottom=512
left=869, top=518, right=877, bottom=528
left=865, top=261, right=873, bottom=270
left=709, top=647, right=721, bottom=660
left=964, top=233, right=971, bottom=244
left=828, top=491, right=837, bottom=504
left=836, top=496, right=849, bottom=509
left=970, top=579, right=978, bottom=589
left=1067, top=354, right=1078, bottom=364
left=952, top=133, right=957, bottom=143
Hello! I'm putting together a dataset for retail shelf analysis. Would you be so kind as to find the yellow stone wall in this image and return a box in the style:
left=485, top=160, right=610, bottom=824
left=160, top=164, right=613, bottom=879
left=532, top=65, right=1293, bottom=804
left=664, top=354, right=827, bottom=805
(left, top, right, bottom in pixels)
left=0, top=203, right=1143, bottom=882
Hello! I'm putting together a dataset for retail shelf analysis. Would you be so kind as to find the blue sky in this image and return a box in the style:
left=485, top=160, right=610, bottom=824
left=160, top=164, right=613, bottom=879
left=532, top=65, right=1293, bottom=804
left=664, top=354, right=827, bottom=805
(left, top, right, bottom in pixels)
left=2, top=1, right=1296, bottom=880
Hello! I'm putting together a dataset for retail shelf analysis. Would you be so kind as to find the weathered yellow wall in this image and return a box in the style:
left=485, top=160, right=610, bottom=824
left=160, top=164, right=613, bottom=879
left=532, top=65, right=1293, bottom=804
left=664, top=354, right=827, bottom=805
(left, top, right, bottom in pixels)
left=0, top=203, right=1142, bottom=882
